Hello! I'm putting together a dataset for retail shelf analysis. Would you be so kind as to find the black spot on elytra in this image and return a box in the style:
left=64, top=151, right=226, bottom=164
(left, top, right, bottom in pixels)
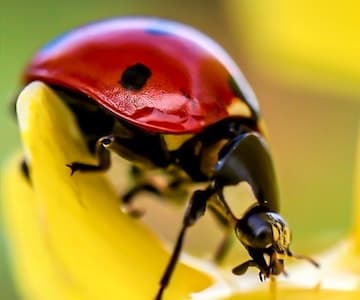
left=120, top=63, right=152, bottom=91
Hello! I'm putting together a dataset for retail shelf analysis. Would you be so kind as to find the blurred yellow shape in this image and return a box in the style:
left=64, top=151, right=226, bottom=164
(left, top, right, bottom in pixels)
left=227, top=1, right=360, bottom=97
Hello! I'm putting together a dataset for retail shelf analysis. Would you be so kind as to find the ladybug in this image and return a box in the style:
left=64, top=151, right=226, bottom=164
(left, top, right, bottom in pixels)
left=21, top=17, right=317, bottom=300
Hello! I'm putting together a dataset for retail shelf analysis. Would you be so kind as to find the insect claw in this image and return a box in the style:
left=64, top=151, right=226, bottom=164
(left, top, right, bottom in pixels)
left=259, top=272, right=266, bottom=282
left=66, top=163, right=78, bottom=176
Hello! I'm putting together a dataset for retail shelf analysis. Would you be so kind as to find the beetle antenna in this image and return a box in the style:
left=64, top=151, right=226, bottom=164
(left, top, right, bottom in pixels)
left=288, top=250, right=320, bottom=268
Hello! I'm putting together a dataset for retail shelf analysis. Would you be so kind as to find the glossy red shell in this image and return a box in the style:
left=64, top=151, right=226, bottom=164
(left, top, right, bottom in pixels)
left=24, top=17, right=259, bottom=133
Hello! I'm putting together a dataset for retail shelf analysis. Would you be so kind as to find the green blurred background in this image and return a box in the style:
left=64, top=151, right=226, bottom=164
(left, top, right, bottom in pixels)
left=1, top=1, right=359, bottom=299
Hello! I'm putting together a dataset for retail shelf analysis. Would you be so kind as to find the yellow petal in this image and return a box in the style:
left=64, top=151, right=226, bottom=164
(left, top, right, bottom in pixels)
left=1, top=81, right=213, bottom=300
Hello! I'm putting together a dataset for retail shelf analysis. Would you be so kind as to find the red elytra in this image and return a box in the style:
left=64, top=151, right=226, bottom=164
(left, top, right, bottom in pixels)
left=24, top=17, right=259, bottom=133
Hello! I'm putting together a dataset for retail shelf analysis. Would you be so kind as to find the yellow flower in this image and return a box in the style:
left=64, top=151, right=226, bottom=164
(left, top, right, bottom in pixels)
left=1, top=81, right=360, bottom=299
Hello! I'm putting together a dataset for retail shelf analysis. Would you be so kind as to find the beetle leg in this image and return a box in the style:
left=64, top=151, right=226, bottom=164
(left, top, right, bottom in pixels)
left=248, top=247, right=270, bottom=279
left=121, top=183, right=162, bottom=217
left=66, top=135, right=112, bottom=175
left=288, top=250, right=320, bottom=268
left=122, top=183, right=162, bottom=203
left=212, top=231, right=234, bottom=263
left=207, top=186, right=238, bottom=263
left=232, top=259, right=258, bottom=275
left=68, top=124, right=171, bottom=175
left=155, top=186, right=214, bottom=300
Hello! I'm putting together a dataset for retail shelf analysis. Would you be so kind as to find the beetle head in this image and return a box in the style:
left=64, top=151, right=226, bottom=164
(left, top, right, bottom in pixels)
left=232, top=205, right=319, bottom=279
left=236, top=208, right=291, bottom=254
left=233, top=205, right=291, bottom=278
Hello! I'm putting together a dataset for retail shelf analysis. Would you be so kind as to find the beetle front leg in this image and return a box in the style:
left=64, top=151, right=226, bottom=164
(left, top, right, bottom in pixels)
left=232, top=259, right=259, bottom=276
left=155, top=186, right=214, bottom=300
left=67, top=135, right=113, bottom=175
